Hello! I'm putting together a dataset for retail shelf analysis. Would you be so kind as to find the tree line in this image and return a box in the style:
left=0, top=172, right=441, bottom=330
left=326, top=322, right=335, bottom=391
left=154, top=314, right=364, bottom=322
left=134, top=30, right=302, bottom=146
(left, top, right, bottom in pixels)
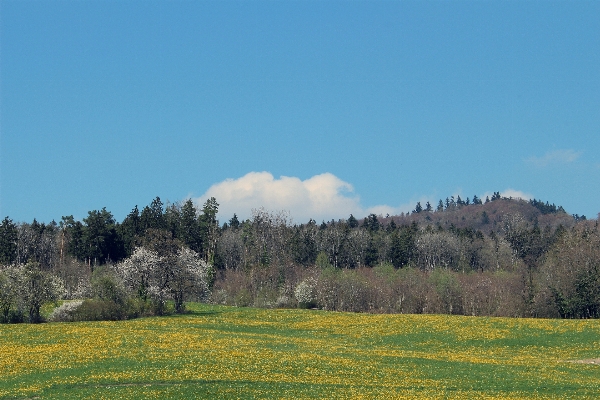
left=0, top=193, right=598, bottom=322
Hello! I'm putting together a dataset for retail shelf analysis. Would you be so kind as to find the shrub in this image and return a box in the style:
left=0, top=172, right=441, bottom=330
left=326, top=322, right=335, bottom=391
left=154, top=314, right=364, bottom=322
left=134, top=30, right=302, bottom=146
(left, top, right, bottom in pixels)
left=91, top=269, right=127, bottom=306
left=0, top=308, right=25, bottom=324
left=80, top=299, right=123, bottom=321
left=70, top=298, right=141, bottom=321
left=294, top=277, right=317, bottom=308
left=48, top=300, right=84, bottom=322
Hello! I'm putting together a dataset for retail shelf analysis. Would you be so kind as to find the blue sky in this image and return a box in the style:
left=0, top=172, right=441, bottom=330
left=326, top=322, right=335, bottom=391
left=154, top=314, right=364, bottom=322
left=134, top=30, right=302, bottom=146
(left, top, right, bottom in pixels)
left=1, top=0, right=599, bottom=224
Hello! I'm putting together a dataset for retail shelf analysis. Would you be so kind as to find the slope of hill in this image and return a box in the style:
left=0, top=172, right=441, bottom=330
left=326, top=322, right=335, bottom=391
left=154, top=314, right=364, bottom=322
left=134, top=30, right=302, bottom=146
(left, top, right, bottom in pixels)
left=379, top=198, right=577, bottom=234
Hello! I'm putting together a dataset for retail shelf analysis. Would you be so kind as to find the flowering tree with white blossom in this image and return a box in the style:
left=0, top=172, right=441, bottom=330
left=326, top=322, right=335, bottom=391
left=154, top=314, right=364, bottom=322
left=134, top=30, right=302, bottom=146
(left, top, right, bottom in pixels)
left=114, top=246, right=213, bottom=314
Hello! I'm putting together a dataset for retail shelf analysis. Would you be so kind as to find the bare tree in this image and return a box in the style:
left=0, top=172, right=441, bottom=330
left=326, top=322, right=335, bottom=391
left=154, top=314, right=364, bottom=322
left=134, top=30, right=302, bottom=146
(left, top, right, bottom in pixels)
left=217, top=229, right=245, bottom=270
left=536, top=223, right=600, bottom=318
left=415, top=232, right=460, bottom=270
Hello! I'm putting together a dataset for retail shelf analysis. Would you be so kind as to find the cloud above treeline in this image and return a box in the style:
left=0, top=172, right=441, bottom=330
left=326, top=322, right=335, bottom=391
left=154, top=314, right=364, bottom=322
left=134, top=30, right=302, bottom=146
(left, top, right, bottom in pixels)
left=194, top=172, right=534, bottom=223
left=482, top=189, right=534, bottom=202
left=194, top=172, right=372, bottom=223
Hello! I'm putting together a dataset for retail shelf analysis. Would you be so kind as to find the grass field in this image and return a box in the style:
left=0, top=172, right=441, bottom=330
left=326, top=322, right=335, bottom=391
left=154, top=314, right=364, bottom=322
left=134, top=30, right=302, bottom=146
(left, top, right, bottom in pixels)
left=1, top=304, right=599, bottom=399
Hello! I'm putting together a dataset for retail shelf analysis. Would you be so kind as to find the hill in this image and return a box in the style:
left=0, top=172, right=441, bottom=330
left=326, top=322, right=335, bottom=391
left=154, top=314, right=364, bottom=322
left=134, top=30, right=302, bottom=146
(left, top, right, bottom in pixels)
left=379, top=197, right=578, bottom=235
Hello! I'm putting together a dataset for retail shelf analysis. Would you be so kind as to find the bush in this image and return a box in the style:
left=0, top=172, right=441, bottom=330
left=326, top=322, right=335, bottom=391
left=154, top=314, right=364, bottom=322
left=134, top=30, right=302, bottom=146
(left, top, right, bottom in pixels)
left=74, top=299, right=126, bottom=321
left=0, top=308, right=25, bottom=324
left=46, top=296, right=155, bottom=322
left=91, top=269, right=127, bottom=306
left=294, top=277, right=317, bottom=308
left=314, top=268, right=374, bottom=312
left=69, top=298, right=147, bottom=321
left=48, top=300, right=84, bottom=322
left=428, top=269, right=463, bottom=315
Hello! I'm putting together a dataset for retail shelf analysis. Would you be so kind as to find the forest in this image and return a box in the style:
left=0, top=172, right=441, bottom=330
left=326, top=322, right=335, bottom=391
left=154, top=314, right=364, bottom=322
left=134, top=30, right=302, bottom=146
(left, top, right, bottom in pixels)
left=0, top=193, right=598, bottom=323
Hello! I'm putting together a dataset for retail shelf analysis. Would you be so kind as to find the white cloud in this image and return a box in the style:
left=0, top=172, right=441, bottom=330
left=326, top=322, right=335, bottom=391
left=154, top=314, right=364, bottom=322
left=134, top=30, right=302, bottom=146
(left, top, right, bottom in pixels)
left=500, top=189, right=533, bottom=200
left=527, top=149, right=581, bottom=168
left=195, top=172, right=534, bottom=224
left=365, top=204, right=403, bottom=217
left=482, top=189, right=534, bottom=201
left=194, top=172, right=365, bottom=223
left=366, top=194, right=438, bottom=217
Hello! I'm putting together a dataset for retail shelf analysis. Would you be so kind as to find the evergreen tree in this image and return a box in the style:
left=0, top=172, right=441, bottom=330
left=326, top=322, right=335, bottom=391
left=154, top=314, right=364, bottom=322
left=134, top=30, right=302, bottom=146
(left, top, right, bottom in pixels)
left=437, top=200, right=444, bottom=212
left=199, top=197, right=219, bottom=263
left=65, top=218, right=87, bottom=262
left=140, top=197, right=166, bottom=231
left=347, top=214, right=359, bottom=228
left=120, top=206, right=141, bottom=256
left=164, top=203, right=181, bottom=238
left=0, top=217, right=17, bottom=264
left=179, top=199, right=201, bottom=252
left=291, top=224, right=317, bottom=266
left=228, top=214, right=240, bottom=230
left=83, top=208, right=125, bottom=267
left=386, top=219, right=397, bottom=233
left=362, top=214, right=380, bottom=232
left=364, top=238, right=379, bottom=267
left=388, top=223, right=417, bottom=268
left=481, top=211, right=490, bottom=225
left=413, top=202, right=423, bottom=214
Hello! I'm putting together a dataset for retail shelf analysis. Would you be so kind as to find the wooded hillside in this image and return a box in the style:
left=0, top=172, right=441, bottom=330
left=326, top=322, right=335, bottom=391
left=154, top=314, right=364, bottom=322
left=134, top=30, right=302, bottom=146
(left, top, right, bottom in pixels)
left=1, top=194, right=598, bottom=321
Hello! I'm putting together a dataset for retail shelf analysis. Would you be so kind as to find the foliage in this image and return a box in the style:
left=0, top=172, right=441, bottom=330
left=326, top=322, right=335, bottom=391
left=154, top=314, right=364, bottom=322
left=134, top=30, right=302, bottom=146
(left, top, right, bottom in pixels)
left=529, top=198, right=566, bottom=215
left=0, top=268, right=21, bottom=323
left=47, top=300, right=84, bottom=322
left=0, top=217, right=17, bottom=264
left=536, top=223, right=600, bottom=318
left=1, top=194, right=596, bottom=321
left=0, top=262, right=65, bottom=323
left=83, top=208, right=125, bottom=267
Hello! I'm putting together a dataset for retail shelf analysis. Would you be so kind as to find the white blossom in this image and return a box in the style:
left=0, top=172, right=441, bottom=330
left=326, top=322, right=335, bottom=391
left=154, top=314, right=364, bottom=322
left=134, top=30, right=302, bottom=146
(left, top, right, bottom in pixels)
left=294, top=277, right=317, bottom=305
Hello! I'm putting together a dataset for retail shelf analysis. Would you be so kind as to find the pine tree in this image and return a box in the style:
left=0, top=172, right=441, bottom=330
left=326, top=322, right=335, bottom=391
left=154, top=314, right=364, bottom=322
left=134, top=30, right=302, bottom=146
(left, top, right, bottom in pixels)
left=140, top=197, right=166, bottom=231
left=363, top=214, right=380, bottom=232
left=0, top=217, right=17, bottom=264
left=179, top=199, right=201, bottom=252
left=413, top=202, right=423, bottom=214
left=347, top=214, right=359, bottom=228
left=229, top=214, right=240, bottom=230
left=437, top=200, right=444, bottom=212
left=120, top=206, right=141, bottom=256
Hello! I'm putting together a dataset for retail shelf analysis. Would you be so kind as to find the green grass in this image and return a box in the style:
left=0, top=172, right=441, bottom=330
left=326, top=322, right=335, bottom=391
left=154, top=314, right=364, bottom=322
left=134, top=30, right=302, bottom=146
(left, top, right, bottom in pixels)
left=1, top=304, right=599, bottom=399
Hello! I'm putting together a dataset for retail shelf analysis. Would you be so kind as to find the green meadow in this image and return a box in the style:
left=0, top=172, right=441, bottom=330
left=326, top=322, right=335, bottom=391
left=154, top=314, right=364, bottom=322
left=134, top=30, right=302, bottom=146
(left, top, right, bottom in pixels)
left=1, top=304, right=599, bottom=399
